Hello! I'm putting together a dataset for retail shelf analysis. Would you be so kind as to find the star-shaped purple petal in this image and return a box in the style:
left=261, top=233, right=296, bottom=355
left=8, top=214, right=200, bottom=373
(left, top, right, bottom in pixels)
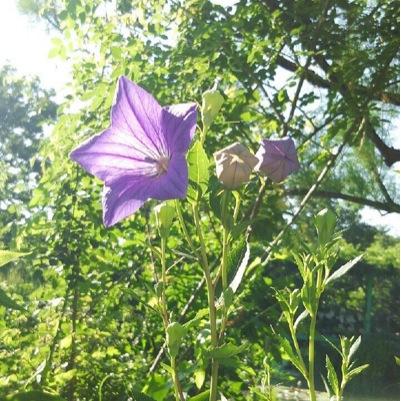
left=255, top=137, right=300, bottom=183
left=70, top=76, right=197, bottom=227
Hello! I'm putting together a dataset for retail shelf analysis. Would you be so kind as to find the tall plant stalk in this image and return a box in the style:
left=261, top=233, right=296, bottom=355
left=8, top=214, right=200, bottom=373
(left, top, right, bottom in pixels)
left=159, top=236, right=185, bottom=401
left=308, top=312, right=317, bottom=401
left=192, top=204, right=219, bottom=401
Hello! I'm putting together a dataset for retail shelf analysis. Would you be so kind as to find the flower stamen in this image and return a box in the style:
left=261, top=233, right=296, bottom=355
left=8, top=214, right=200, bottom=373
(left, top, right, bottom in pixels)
left=156, top=156, right=170, bottom=176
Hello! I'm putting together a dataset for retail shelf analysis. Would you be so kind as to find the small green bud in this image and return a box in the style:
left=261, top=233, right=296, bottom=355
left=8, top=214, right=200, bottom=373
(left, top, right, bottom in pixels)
left=314, top=208, right=336, bottom=245
left=166, top=322, right=187, bottom=358
left=201, top=87, right=224, bottom=132
left=154, top=202, right=176, bottom=238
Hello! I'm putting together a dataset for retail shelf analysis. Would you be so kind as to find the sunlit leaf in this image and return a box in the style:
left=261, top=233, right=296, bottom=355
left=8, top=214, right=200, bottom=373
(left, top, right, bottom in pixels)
left=0, top=250, right=29, bottom=268
left=325, top=254, right=363, bottom=285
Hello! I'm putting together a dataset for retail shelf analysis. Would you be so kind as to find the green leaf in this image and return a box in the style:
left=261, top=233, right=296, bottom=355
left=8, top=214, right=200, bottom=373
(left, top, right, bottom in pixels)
left=323, top=335, right=341, bottom=355
left=59, top=334, right=72, bottom=349
left=325, top=254, right=363, bottom=285
left=131, top=390, right=157, bottom=401
left=300, top=279, right=315, bottom=316
left=201, top=88, right=224, bottom=131
left=348, top=336, right=362, bottom=360
left=321, top=375, right=332, bottom=398
left=294, top=309, right=309, bottom=331
left=187, top=141, right=210, bottom=202
left=346, top=364, right=369, bottom=381
left=209, top=343, right=247, bottom=360
left=184, top=308, right=209, bottom=329
left=160, top=362, right=174, bottom=375
left=279, top=337, right=306, bottom=378
left=0, top=250, right=29, bottom=268
left=188, top=390, right=210, bottom=401
left=166, top=322, right=187, bottom=358
left=325, top=355, right=339, bottom=396
left=6, top=391, right=66, bottom=401
left=227, top=240, right=249, bottom=293
left=0, top=288, right=25, bottom=311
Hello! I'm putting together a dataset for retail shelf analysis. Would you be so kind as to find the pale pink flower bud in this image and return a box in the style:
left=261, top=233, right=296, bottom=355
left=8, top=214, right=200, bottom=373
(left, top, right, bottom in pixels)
left=214, top=142, right=258, bottom=189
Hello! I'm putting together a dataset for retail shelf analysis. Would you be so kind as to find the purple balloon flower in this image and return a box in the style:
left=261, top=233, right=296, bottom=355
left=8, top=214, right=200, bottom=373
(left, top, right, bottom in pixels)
left=70, top=76, right=197, bottom=227
left=255, top=137, right=300, bottom=182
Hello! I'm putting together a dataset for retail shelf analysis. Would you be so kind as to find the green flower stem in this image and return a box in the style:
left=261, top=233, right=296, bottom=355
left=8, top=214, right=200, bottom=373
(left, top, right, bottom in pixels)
left=308, top=311, right=317, bottom=401
left=160, top=237, right=169, bottom=327
left=192, top=204, right=218, bottom=401
left=218, top=227, right=229, bottom=344
left=308, top=269, right=323, bottom=401
left=221, top=190, right=230, bottom=289
left=160, top=236, right=185, bottom=401
left=171, top=356, right=185, bottom=401
left=175, top=200, right=196, bottom=253
left=219, top=190, right=230, bottom=342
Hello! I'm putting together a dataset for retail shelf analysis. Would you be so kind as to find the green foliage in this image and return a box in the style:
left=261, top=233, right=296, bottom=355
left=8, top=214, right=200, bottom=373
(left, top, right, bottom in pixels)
left=276, top=210, right=368, bottom=400
left=324, top=336, right=369, bottom=400
left=0, top=288, right=25, bottom=311
left=6, top=391, right=66, bottom=401
left=0, top=65, right=56, bottom=245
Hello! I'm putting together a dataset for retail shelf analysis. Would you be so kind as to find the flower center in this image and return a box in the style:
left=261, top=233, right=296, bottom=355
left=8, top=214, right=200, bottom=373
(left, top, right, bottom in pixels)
left=156, top=156, right=170, bottom=176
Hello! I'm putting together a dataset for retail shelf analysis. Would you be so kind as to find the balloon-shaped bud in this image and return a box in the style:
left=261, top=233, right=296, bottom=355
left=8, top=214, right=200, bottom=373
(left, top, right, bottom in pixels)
left=255, top=137, right=300, bottom=182
left=214, top=142, right=258, bottom=189
left=154, top=202, right=176, bottom=238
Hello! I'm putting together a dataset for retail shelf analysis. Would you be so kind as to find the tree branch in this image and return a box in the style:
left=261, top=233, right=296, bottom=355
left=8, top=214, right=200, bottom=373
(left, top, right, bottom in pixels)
left=365, top=120, right=400, bottom=167
left=286, top=188, right=400, bottom=213
left=276, top=54, right=400, bottom=106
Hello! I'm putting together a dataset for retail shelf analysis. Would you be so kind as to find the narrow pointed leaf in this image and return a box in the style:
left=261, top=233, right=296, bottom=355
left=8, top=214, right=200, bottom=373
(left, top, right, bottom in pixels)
left=209, top=343, right=247, bottom=360
left=188, top=390, right=210, bottom=401
left=326, top=355, right=339, bottom=396
left=294, top=309, right=309, bottom=331
left=0, top=250, right=29, bottom=268
left=279, top=337, right=306, bottom=378
left=346, top=364, right=369, bottom=381
left=349, top=336, right=362, bottom=361
left=229, top=242, right=250, bottom=293
left=325, top=254, right=363, bottom=285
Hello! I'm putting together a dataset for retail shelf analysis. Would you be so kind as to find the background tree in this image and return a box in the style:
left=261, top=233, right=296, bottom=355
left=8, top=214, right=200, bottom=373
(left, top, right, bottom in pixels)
left=0, top=65, right=56, bottom=245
